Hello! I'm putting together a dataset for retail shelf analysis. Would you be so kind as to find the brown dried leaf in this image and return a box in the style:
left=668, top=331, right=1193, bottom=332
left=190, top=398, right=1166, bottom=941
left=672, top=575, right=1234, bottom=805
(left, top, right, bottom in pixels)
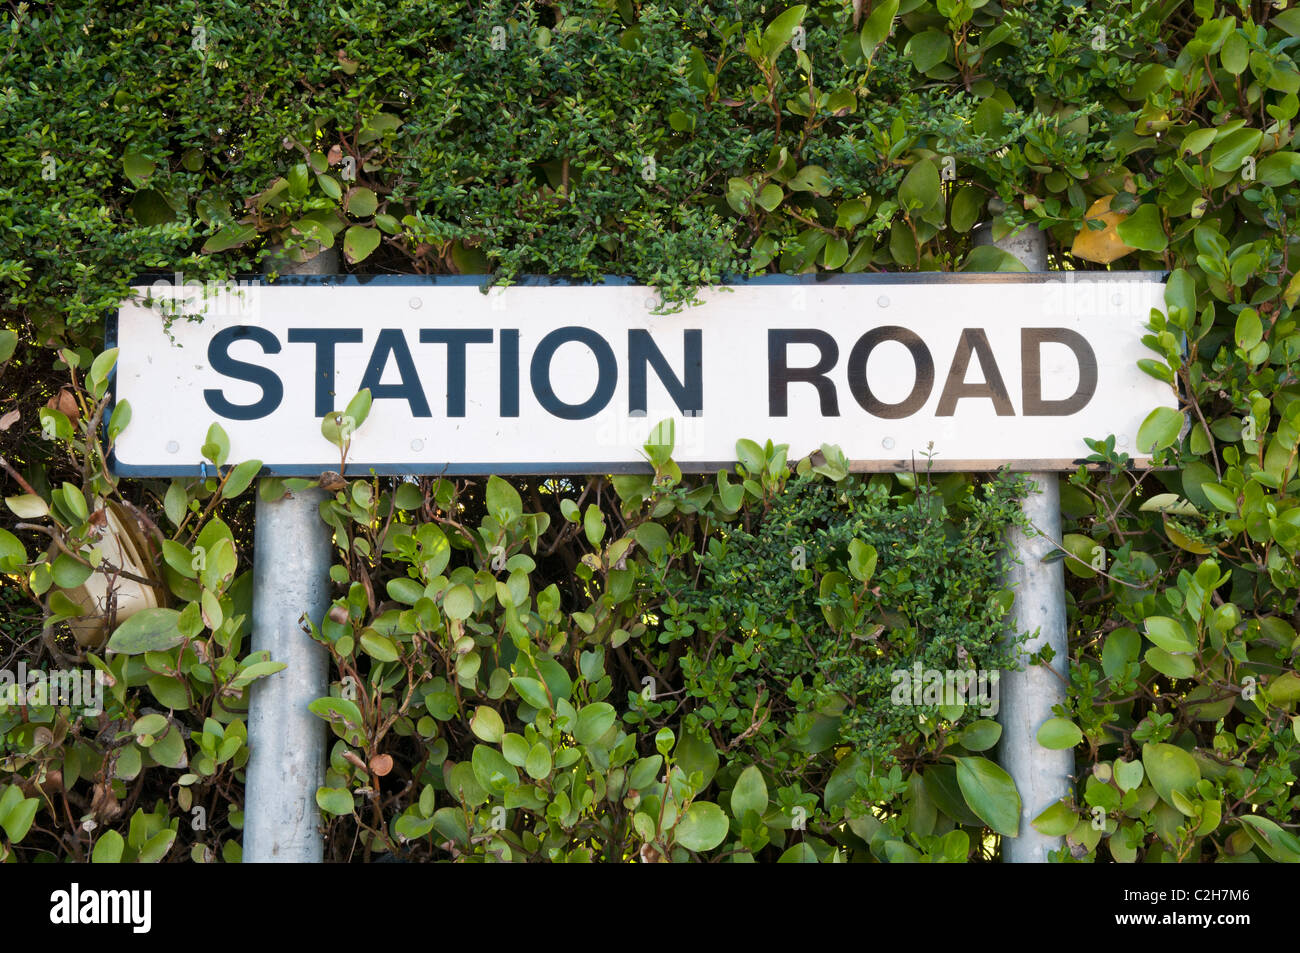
left=91, top=780, right=122, bottom=823
left=318, top=470, right=347, bottom=492
left=46, top=386, right=80, bottom=423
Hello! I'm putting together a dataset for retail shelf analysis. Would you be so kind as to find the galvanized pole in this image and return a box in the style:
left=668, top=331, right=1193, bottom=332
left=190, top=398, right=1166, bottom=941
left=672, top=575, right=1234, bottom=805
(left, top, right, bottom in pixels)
left=973, top=224, right=1073, bottom=862
left=244, top=248, right=337, bottom=862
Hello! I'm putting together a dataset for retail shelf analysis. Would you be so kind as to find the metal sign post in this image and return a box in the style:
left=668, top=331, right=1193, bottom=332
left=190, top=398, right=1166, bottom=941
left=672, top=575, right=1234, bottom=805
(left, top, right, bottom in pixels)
left=975, top=226, right=1075, bottom=862
left=243, top=250, right=336, bottom=862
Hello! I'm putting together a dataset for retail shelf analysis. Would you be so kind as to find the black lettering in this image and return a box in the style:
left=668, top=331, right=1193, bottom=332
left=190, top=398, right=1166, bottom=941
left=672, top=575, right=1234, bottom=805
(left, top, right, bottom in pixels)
left=846, top=326, right=934, bottom=419
left=203, top=326, right=283, bottom=420
left=530, top=327, right=617, bottom=420
left=936, top=328, right=1014, bottom=416
left=1021, top=328, right=1097, bottom=416
left=418, top=329, right=493, bottom=417
left=287, top=328, right=363, bottom=417
left=628, top=329, right=702, bottom=416
left=360, top=329, right=431, bottom=417
left=499, top=329, right=520, bottom=417
left=768, top=329, right=839, bottom=417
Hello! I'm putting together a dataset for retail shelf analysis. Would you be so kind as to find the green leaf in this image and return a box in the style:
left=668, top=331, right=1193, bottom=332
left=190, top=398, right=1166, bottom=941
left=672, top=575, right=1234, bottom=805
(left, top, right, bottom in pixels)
left=788, top=165, right=832, bottom=196
left=91, top=829, right=125, bottom=863
left=846, top=539, right=877, bottom=582
left=860, top=0, right=899, bottom=54
left=1256, top=151, right=1300, bottom=187
left=0, top=329, right=17, bottom=364
left=1136, top=406, right=1182, bottom=453
left=5, top=494, right=48, bottom=519
left=1179, top=127, right=1218, bottom=156
left=898, top=158, right=940, bottom=213
left=316, top=173, right=342, bottom=200
left=107, top=609, right=184, bottom=655
left=1036, top=718, right=1083, bottom=749
left=1141, top=743, right=1201, bottom=808
left=525, top=742, right=552, bottom=780
left=1101, top=627, right=1140, bottom=680
left=510, top=676, right=551, bottom=711
left=1031, top=799, right=1078, bottom=836
left=583, top=504, right=605, bottom=548
left=1200, top=482, right=1237, bottom=514
left=443, top=584, right=474, bottom=621
left=360, top=631, right=399, bottom=662
left=342, top=388, right=372, bottom=432
left=957, top=719, right=1002, bottom=752
left=760, top=4, right=806, bottom=60
left=486, top=475, right=523, bottom=525
left=88, top=347, right=118, bottom=397
left=1236, top=814, right=1300, bottom=863
left=201, top=422, right=230, bottom=468
left=343, top=225, right=381, bottom=263
left=136, top=828, right=176, bottom=863
left=470, top=705, right=505, bottom=743
left=221, top=459, right=262, bottom=499
left=777, top=842, right=819, bottom=862
left=149, top=725, right=188, bottom=768
left=1144, top=616, right=1196, bottom=653
left=735, top=438, right=764, bottom=474
left=316, top=786, right=356, bottom=816
left=730, top=765, right=768, bottom=820
left=1234, top=308, right=1262, bottom=349
left=1210, top=128, right=1261, bottom=171
left=308, top=696, right=367, bottom=746
left=0, top=795, right=38, bottom=843
left=286, top=162, right=310, bottom=198
left=0, top=528, right=28, bottom=572
left=950, top=186, right=982, bottom=233
left=1220, top=30, right=1248, bottom=74
left=202, top=223, right=257, bottom=254
left=1114, top=759, right=1145, bottom=792
left=107, top=400, right=132, bottom=441
left=674, top=801, right=728, bottom=851
left=345, top=187, right=378, bottom=218
left=674, top=729, right=720, bottom=791
left=1145, top=647, right=1196, bottom=679
left=574, top=702, right=617, bottom=745
left=905, top=28, right=950, bottom=73
left=954, top=756, right=1020, bottom=837
left=634, top=521, right=670, bottom=557
left=962, top=245, right=1028, bottom=273
left=146, top=675, right=189, bottom=710
left=1115, top=204, right=1167, bottom=252
left=1062, top=533, right=1102, bottom=579
left=123, top=150, right=156, bottom=186
left=471, top=743, right=518, bottom=792
left=755, top=184, right=783, bottom=211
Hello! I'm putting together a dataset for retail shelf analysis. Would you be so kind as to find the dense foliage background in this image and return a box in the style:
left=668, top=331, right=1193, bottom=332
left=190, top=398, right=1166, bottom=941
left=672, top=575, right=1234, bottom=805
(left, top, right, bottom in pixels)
left=2, top=0, right=1299, bottom=862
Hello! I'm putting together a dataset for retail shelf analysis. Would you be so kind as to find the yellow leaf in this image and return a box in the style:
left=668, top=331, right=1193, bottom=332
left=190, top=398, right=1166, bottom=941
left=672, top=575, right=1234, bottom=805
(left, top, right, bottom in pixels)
left=1071, top=194, right=1137, bottom=264
left=1163, top=518, right=1213, bottom=555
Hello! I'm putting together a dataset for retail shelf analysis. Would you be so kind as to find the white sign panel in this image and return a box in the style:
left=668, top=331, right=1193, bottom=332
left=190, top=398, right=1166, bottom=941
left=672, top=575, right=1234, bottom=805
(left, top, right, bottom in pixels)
left=110, top=275, right=1175, bottom=476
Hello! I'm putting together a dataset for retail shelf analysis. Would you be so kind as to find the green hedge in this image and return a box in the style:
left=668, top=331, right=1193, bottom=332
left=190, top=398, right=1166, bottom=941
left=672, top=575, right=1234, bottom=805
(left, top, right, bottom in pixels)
left=1, top=0, right=1299, bottom=862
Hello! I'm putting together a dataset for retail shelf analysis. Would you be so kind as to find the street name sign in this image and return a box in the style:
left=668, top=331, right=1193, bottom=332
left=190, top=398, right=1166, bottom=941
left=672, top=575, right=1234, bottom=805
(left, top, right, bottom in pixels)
left=109, top=274, right=1175, bottom=476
